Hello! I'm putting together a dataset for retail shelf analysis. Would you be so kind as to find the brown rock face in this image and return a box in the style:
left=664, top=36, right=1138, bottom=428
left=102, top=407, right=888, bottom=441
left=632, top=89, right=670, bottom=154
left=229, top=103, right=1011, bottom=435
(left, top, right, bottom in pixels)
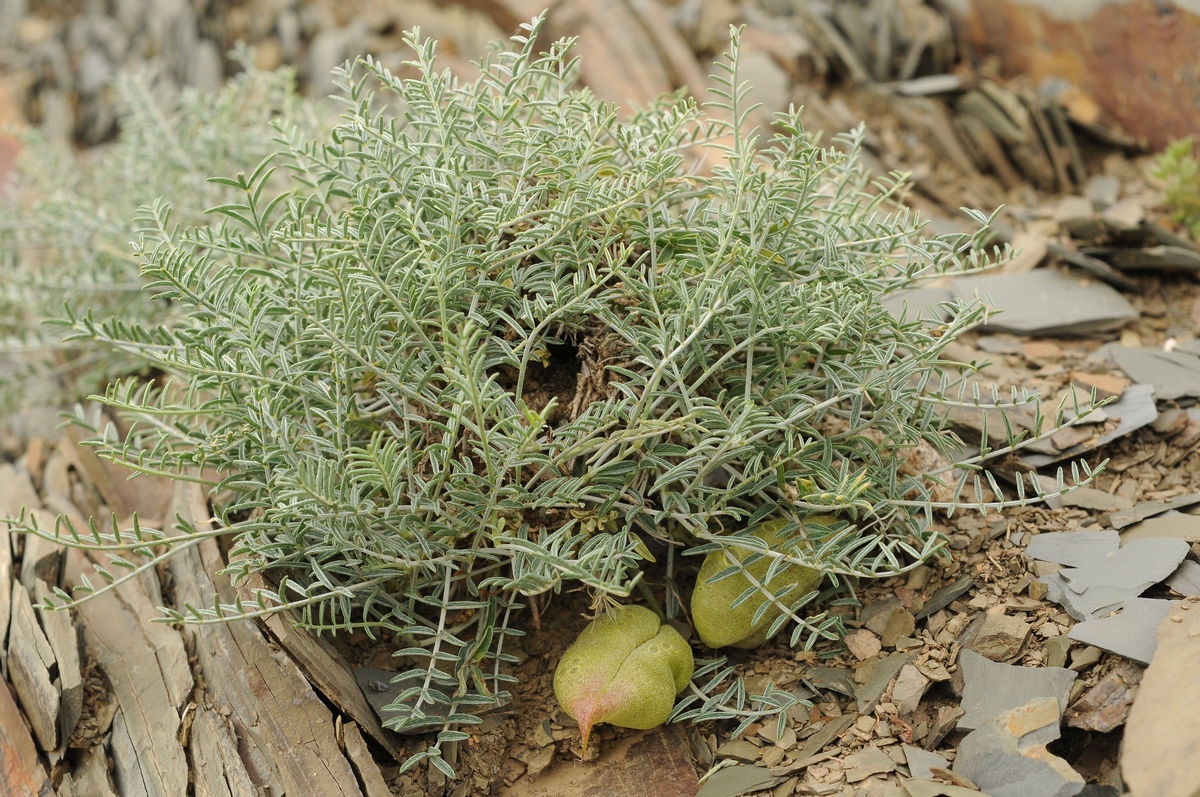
left=951, top=0, right=1200, bottom=151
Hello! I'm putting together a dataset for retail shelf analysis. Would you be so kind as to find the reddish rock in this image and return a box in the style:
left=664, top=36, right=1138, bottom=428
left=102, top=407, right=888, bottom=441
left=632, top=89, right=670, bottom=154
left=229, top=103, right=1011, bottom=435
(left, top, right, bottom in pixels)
left=949, top=0, right=1200, bottom=150
left=0, top=80, right=25, bottom=196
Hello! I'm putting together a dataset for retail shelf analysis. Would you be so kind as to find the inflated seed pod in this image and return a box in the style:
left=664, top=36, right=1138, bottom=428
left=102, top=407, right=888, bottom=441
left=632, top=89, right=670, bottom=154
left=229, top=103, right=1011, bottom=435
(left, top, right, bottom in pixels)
left=691, top=517, right=826, bottom=649
left=553, top=604, right=694, bottom=753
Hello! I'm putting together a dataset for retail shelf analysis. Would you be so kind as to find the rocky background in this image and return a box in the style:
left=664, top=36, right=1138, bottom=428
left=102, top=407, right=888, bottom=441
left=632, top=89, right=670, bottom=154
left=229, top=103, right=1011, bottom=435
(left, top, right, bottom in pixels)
left=2, top=0, right=1198, bottom=185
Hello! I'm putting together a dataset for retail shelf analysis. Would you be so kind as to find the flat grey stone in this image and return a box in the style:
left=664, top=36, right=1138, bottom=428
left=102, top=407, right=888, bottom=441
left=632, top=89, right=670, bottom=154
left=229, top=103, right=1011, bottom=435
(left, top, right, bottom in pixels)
left=1057, top=487, right=1132, bottom=512
left=856, top=651, right=915, bottom=713
left=949, top=269, right=1137, bottom=336
left=844, top=746, right=895, bottom=782
left=695, top=764, right=785, bottom=797
left=968, top=613, right=1032, bottom=663
left=1055, top=195, right=1096, bottom=224
left=1121, top=597, right=1200, bottom=797
left=1166, top=560, right=1200, bottom=596
left=1040, top=572, right=1070, bottom=608
left=1100, top=198, right=1145, bottom=231
left=715, top=739, right=762, bottom=764
left=1109, top=492, right=1200, bottom=529
left=1106, top=245, right=1200, bottom=275
left=1040, top=537, right=1190, bottom=620
left=805, top=666, right=858, bottom=698
left=1120, top=510, right=1200, bottom=543
left=1103, top=344, right=1200, bottom=401
left=903, top=744, right=950, bottom=779
left=915, top=574, right=975, bottom=619
left=1044, top=635, right=1073, bottom=669
left=1068, top=597, right=1178, bottom=665
left=1086, top=175, right=1120, bottom=209
left=1021, top=383, right=1158, bottom=468
left=976, top=333, right=1024, bottom=355
left=958, top=649, right=1076, bottom=732
left=903, top=780, right=990, bottom=797
left=953, top=697, right=1085, bottom=797
left=891, top=664, right=931, bottom=715
left=1024, top=530, right=1120, bottom=568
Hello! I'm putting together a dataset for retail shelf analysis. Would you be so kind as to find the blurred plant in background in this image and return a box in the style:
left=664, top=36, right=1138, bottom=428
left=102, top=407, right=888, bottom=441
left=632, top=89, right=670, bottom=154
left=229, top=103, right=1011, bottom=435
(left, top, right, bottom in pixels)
left=0, top=54, right=320, bottom=410
left=1154, top=136, right=1200, bottom=240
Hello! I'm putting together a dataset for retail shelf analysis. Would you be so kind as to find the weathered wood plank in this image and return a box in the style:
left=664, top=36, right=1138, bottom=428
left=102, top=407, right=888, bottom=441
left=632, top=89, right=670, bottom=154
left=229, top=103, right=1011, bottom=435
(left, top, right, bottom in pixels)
left=0, top=677, right=54, bottom=797
left=168, top=482, right=366, bottom=797
left=32, top=581, right=82, bottom=746
left=67, top=552, right=191, bottom=797
left=19, top=508, right=68, bottom=593
left=8, top=581, right=60, bottom=752
left=188, top=704, right=259, bottom=797
left=240, top=570, right=404, bottom=761
left=63, top=424, right=173, bottom=525
left=342, top=721, right=394, bottom=797
left=57, top=745, right=117, bottom=797
left=0, top=495, right=13, bottom=659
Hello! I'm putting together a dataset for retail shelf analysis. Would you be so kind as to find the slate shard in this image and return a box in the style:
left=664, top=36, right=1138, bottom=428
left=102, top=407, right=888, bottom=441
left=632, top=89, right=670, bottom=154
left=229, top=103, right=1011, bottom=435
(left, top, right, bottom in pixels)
left=1109, top=492, right=1200, bottom=529
left=953, top=697, right=1085, bottom=797
left=1165, top=560, right=1200, bottom=596
left=958, top=649, right=1076, bottom=732
left=1068, top=598, right=1178, bottom=665
left=1102, top=344, right=1200, bottom=401
left=903, top=745, right=951, bottom=779
left=1021, top=384, right=1158, bottom=468
left=1024, top=530, right=1119, bottom=568
left=950, top=269, right=1138, bottom=336
left=1038, top=537, right=1190, bottom=621
left=1064, top=659, right=1143, bottom=732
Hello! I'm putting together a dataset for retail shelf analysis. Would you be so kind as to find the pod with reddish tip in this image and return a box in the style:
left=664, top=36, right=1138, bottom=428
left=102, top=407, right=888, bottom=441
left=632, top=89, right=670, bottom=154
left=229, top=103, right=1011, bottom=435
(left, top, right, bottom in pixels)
left=553, top=605, right=694, bottom=753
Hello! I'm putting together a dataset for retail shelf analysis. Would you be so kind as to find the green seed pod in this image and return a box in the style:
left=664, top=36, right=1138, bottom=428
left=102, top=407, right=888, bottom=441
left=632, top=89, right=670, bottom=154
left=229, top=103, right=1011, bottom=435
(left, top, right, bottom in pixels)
left=691, top=518, right=826, bottom=649
left=553, top=604, right=694, bottom=752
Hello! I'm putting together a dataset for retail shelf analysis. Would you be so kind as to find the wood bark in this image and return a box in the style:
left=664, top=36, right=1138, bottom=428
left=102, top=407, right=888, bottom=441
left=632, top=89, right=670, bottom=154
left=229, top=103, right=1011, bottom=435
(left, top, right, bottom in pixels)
left=168, top=482, right=367, bottom=797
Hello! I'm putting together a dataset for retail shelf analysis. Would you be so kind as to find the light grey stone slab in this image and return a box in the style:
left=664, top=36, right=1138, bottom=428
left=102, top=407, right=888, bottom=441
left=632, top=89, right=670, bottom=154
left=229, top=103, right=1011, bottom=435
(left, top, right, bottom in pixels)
left=1040, top=536, right=1190, bottom=620
left=695, top=764, right=785, bottom=797
left=1122, top=597, right=1200, bottom=797
left=1165, top=560, right=1200, bottom=596
left=949, top=269, right=1138, bottom=336
left=1086, top=175, right=1120, bottom=209
left=1024, top=530, right=1120, bottom=568
left=953, top=697, right=1085, bottom=797
left=891, top=664, right=931, bottom=715
left=1068, top=598, right=1178, bottom=665
left=903, top=744, right=950, bottom=779
left=1103, top=344, right=1200, bottom=401
left=1120, top=511, right=1200, bottom=543
left=958, top=649, right=1076, bottom=732
left=1109, top=492, right=1200, bottom=529
left=844, top=745, right=895, bottom=782
left=1021, top=383, right=1158, bottom=468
